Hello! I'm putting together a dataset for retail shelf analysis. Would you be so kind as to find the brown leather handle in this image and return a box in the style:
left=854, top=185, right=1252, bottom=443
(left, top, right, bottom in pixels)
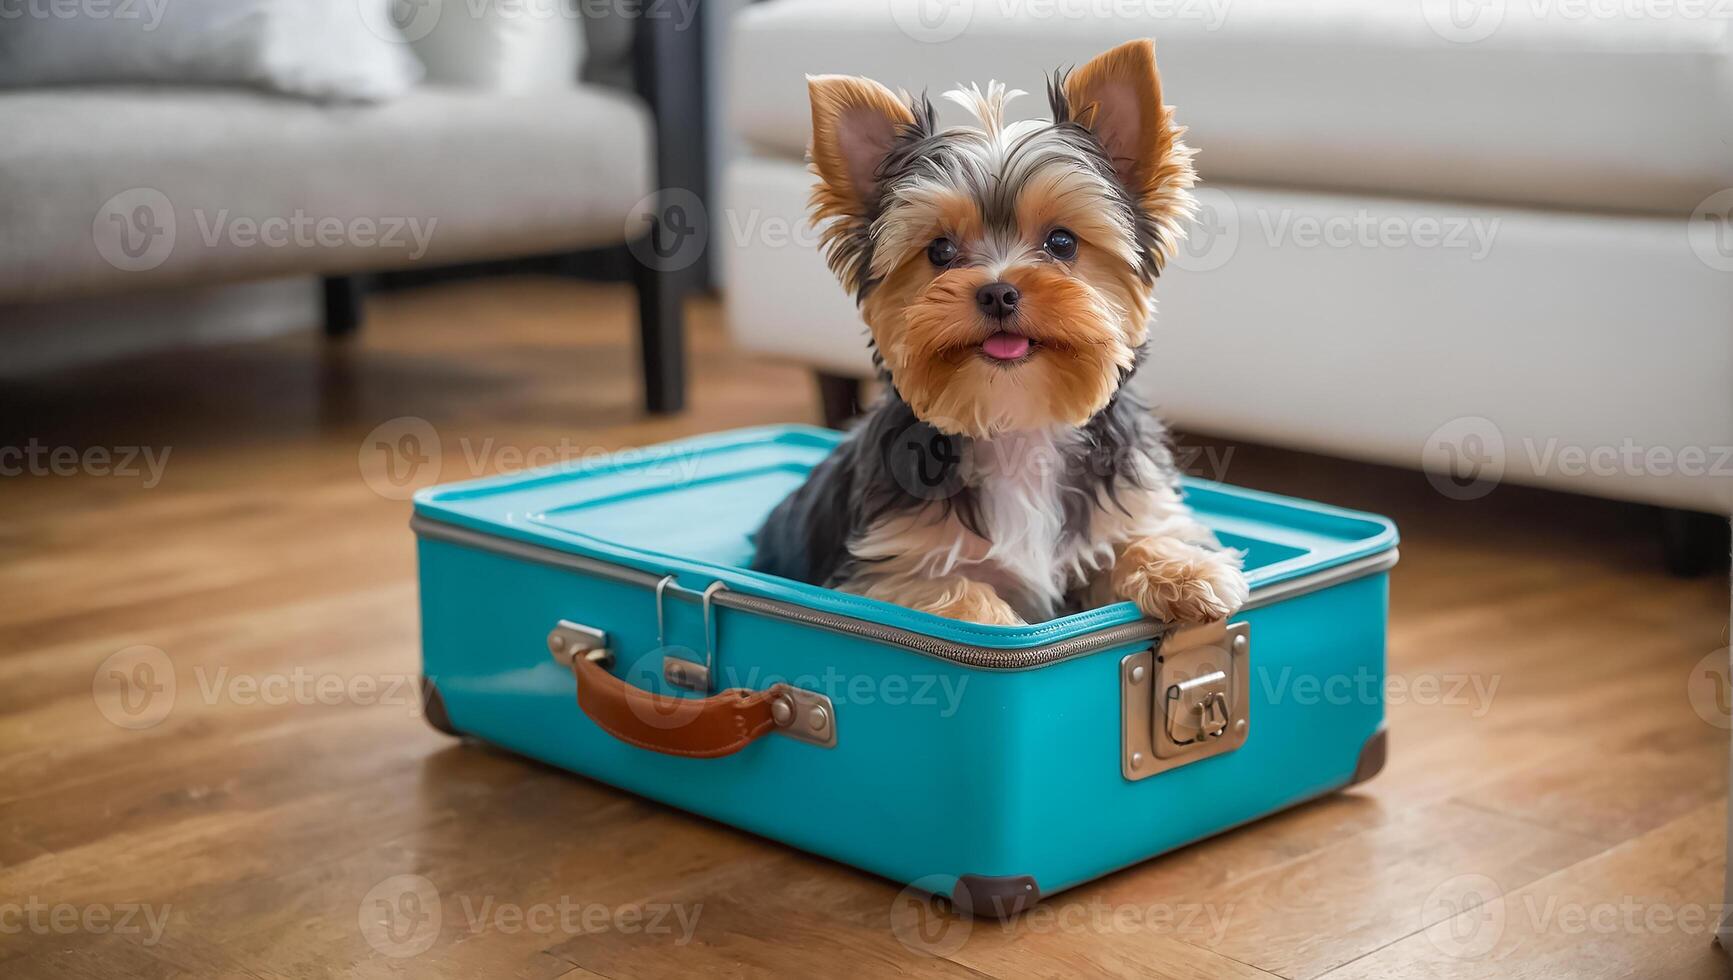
left=569, top=653, right=779, bottom=759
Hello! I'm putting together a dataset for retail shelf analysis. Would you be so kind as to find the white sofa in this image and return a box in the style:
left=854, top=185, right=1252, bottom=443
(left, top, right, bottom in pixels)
left=0, top=85, right=650, bottom=301
left=720, top=0, right=1733, bottom=521
left=0, top=5, right=700, bottom=412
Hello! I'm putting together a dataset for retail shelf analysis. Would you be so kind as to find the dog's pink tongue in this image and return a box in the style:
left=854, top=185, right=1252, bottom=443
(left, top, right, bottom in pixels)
left=982, top=332, right=1030, bottom=361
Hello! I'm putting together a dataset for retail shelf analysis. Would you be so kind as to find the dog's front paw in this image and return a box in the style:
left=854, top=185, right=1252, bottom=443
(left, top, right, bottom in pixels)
left=919, top=578, right=1027, bottom=626
left=1113, top=537, right=1248, bottom=624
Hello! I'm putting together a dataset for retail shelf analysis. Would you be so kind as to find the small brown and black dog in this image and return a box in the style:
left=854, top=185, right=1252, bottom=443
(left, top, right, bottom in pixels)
left=753, top=40, right=1247, bottom=627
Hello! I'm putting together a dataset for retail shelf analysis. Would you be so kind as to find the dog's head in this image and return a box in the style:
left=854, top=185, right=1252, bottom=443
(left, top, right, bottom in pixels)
left=807, top=39, right=1195, bottom=439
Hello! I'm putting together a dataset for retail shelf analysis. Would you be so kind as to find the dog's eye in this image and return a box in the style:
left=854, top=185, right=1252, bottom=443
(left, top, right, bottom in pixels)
left=927, top=237, right=958, bottom=267
left=1043, top=228, right=1078, bottom=260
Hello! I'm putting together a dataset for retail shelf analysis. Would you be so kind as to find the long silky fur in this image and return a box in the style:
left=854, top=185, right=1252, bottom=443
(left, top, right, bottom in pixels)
left=751, top=380, right=1182, bottom=618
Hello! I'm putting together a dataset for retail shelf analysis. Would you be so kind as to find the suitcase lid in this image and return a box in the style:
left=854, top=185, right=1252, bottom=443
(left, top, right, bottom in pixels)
left=413, top=425, right=1397, bottom=653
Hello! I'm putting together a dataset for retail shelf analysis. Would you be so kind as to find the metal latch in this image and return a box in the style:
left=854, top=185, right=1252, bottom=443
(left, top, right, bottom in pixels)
left=652, top=576, right=728, bottom=693
left=1121, top=621, right=1250, bottom=780
left=1163, top=669, right=1231, bottom=747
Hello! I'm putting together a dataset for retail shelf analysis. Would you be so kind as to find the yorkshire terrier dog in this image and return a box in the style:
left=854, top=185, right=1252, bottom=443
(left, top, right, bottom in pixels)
left=752, top=40, right=1248, bottom=627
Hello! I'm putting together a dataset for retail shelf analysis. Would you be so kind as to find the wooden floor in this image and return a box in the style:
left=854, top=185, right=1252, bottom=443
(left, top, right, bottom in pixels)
left=1, top=278, right=1727, bottom=979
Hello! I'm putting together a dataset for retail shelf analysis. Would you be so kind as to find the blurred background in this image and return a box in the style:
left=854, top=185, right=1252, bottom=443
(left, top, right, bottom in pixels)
left=1, top=1, right=1730, bottom=976
left=3, top=0, right=1729, bottom=562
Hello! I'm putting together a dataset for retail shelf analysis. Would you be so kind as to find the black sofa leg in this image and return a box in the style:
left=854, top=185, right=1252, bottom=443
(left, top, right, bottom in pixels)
left=816, top=371, right=865, bottom=429
left=633, top=259, right=685, bottom=415
left=322, top=276, right=363, bottom=339
left=629, top=0, right=701, bottom=415
left=1660, top=508, right=1730, bottom=576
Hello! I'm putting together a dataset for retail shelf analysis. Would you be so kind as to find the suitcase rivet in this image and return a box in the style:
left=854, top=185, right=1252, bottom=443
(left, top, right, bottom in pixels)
left=808, top=706, right=830, bottom=733
left=1129, top=664, right=1147, bottom=684
left=549, top=635, right=566, bottom=654
left=1130, top=751, right=1144, bottom=769
left=1233, top=635, right=1248, bottom=654
left=770, top=696, right=794, bottom=727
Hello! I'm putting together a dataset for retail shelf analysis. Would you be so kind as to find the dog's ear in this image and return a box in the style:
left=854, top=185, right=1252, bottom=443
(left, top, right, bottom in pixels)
left=1062, top=39, right=1194, bottom=226
left=808, top=74, right=915, bottom=222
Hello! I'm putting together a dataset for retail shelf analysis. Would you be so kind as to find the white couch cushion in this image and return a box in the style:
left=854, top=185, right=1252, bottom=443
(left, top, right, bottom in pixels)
left=0, top=0, right=424, bottom=102
left=730, top=0, right=1733, bottom=214
left=0, top=85, right=652, bottom=301
left=410, top=0, right=588, bottom=93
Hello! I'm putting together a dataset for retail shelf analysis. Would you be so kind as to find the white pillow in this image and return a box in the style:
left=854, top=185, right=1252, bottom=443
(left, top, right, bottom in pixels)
left=408, top=0, right=587, bottom=93
left=0, top=0, right=424, bottom=102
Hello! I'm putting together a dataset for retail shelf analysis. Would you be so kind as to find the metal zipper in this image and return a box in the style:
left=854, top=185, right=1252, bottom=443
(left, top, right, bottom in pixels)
left=411, top=515, right=1397, bottom=671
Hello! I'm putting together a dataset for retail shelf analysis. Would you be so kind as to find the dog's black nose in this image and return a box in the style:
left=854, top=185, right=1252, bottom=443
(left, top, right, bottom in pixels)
left=975, top=282, right=1019, bottom=319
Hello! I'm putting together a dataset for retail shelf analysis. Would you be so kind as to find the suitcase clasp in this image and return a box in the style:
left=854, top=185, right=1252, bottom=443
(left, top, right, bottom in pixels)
left=1120, top=621, right=1250, bottom=780
left=544, top=576, right=724, bottom=694
left=655, top=576, right=726, bottom=694
left=1164, top=672, right=1232, bottom=746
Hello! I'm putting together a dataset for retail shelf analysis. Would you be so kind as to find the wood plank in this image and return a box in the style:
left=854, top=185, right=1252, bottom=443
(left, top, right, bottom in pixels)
left=1098, top=802, right=1608, bottom=979
left=1319, top=801, right=1730, bottom=980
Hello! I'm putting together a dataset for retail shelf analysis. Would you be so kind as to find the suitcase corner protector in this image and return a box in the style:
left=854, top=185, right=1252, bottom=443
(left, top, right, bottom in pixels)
left=1347, top=726, right=1388, bottom=787
left=421, top=676, right=461, bottom=737
left=951, top=874, right=1041, bottom=919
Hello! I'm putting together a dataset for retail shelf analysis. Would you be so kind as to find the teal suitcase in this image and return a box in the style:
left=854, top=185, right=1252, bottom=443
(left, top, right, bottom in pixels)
left=412, top=425, right=1398, bottom=916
